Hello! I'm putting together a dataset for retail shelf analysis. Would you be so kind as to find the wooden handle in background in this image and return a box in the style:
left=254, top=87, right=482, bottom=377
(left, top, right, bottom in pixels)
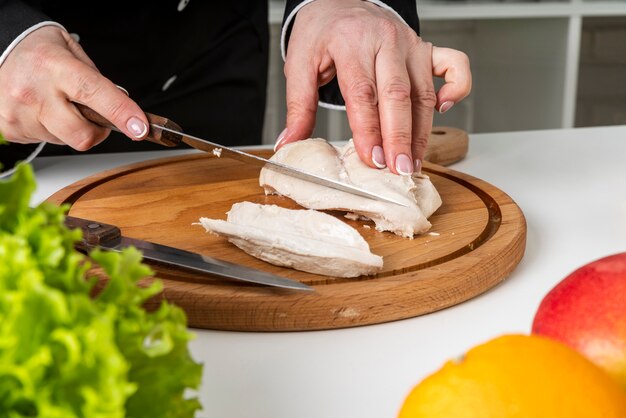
left=424, top=127, right=469, bottom=166
left=73, top=102, right=184, bottom=147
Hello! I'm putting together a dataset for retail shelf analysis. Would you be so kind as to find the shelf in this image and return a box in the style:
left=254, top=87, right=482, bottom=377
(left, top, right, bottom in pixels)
left=262, top=0, right=626, bottom=142
left=269, top=1, right=626, bottom=23
left=419, top=1, right=626, bottom=20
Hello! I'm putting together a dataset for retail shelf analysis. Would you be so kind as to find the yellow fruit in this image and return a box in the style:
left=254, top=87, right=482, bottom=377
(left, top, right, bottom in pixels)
left=399, top=334, right=626, bottom=418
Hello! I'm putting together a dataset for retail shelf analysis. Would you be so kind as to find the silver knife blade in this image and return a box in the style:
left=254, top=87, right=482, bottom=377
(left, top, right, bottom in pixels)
left=71, top=103, right=407, bottom=208
left=66, top=216, right=313, bottom=292
left=155, top=124, right=409, bottom=208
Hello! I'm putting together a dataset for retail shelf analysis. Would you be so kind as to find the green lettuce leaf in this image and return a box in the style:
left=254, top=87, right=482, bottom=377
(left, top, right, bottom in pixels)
left=0, top=163, right=203, bottom=418
left=92, top=248, right=203, bottom=418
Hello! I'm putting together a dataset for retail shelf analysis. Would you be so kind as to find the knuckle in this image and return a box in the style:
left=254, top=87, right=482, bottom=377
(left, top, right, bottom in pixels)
left=103, top=99, right=130, bottom=124
left=457, top=50, right=470, bottom=66
left=337, top=15, right=367, bottom=39
left=0, top=127, right=19, bottom=141
left=385, top=129, right=412, bottom=146
left=29, top=43, right=58, bottom=71
left=348, top=78, right=378, bottom=106
left=355, top=124, right=381, bottom=138
left=378, top=19, right=401, bottom=43
left=412, top=88, right=437, bottom=108
left=8, top=84, right=39, bottom=106
left=71, top=69, right=102, bottom=102
left=412, top=135, right=429, bottom=149
left=1, top=109, right=20, bottom=126
left=409, top=38, right=432, bottom=57
left=69, top=128, right=98, bottom=151
left=381, top=77, right=411, bottom=103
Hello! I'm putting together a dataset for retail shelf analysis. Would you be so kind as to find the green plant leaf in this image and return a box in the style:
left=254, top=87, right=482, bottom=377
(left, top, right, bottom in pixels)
left=0, top=163, right=203, bottom=418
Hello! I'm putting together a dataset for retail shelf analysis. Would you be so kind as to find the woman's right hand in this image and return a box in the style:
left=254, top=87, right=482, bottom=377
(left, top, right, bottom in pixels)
left=0, top=25, right=148, bottom=150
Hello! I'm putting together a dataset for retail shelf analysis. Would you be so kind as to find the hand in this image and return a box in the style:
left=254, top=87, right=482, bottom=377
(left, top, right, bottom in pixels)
left=277, top=0, right=471, bottom=175
left=0, top=26, right=148, bottom=150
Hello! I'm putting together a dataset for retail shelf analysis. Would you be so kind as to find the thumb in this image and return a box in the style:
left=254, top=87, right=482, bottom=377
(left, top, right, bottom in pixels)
left=276, top=56, right=319, bottom=151
left=432, top=46, right=472, bottom=114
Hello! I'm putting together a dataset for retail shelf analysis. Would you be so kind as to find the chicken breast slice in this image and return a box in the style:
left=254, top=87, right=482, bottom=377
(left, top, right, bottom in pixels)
left=260, top=138, right=442, bottom=238
left=197, top=202, right=383, bottom=278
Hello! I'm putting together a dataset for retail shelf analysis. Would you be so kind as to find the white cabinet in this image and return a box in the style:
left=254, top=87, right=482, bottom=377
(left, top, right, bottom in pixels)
left=263, top=1, right=626, bottom=144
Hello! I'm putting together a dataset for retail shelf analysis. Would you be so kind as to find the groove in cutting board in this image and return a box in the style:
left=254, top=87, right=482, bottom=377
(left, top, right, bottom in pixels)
left=46, top=150, right=526, bottom=331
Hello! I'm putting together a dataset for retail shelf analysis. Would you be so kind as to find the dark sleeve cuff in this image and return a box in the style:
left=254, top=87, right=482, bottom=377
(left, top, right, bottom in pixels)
left=0, top=1, right=51, bottom=57
left=281, top=0, right=420, bottom=108
left=0, top=142, right=45, bottom=178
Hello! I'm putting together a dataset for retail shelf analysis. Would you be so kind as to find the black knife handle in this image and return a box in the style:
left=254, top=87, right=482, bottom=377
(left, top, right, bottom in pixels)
left=65, top=216, right=122, bottom=249
left=73, top=102, right=184, bottom=147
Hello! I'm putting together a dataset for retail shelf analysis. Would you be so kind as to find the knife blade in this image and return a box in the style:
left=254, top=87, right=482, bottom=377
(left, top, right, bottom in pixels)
left=65, top=215, right=314, bottom=292
left=74, top=103, right=408, bottom=207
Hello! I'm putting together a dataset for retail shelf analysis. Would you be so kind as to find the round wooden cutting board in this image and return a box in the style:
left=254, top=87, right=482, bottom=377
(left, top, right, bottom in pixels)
left=46, top=150, right=526, bottom=331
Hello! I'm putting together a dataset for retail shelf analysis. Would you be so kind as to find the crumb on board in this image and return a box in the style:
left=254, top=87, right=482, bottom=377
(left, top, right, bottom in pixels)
left=363, top=225, right=371, bottom=229
left=428, top=231, right=440, bottom=236
left=212, top=148, right=223, bottom=157
left=345, top=212, right=369, bottom=221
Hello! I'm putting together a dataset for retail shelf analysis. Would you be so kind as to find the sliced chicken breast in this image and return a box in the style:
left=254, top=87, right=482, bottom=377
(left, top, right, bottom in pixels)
left=197, top=202, right=383, bottom=278
left=260, top=138, right=442, bottom=238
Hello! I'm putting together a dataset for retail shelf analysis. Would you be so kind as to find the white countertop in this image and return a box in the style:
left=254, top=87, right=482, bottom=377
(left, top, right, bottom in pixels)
left=29, top=125, right=626, bottom=418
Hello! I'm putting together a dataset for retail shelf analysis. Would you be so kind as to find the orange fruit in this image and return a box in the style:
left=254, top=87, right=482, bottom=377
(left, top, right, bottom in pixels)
left=398, top=334, right=626, bottom=418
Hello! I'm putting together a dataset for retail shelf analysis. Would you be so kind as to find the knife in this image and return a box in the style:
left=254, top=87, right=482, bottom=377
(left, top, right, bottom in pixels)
left=74, top=103, right=408, bottom=207
left=64, top=215, right=314, bottom=292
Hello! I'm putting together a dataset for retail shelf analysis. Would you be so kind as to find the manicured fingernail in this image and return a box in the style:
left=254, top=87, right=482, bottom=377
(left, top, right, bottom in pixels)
left=414, top=159, right=422, bottom=173
left=395, top=154, right=413, bottom=175
left=116, top=85, right=129, bottom=96
left=274, top=128, right=288, bottom=152
left=439, top=101, right=454, bottom=114
left=371, top=145, right=386, bottom=169
left=127, top=117, right=147, bottom=139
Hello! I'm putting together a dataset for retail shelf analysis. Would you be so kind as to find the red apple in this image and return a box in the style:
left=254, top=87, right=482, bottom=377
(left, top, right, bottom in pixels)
left=532, top=252, right=626, bottom=389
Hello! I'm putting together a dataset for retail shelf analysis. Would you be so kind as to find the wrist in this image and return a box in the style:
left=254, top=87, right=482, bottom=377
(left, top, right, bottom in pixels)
left=0, top=21, right=67, bottom=69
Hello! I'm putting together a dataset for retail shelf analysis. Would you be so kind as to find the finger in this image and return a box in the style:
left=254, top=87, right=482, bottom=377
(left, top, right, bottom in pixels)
left=0, top=126, right=63, bottom=145
left=407, top=42, right=436, bottom=167
left=432, top=46, right=472, bottom=114
left=40, top=98, right=110, bottom=151
left=0, top=106, right=65, bottom=145
left=60, top=30, right=99, bottom=71
left=56, top=61, right=148, bottom=141
left=376, top=47, right=413, bottom=174
left=23, top=123, right=65, bottom=145
left=279, top=47, right=320, bottom=151
left=335, top=51, right=383, bottom=169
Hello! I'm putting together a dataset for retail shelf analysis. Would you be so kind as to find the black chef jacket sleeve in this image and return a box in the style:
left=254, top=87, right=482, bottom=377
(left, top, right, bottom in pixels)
left=0, top=1, right=56, bottom=174
left=0, top=1, right=51, bottom=54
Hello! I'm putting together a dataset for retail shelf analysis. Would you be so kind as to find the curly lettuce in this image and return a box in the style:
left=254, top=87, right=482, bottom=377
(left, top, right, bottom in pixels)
left=0, top=163, right=202, bottom=418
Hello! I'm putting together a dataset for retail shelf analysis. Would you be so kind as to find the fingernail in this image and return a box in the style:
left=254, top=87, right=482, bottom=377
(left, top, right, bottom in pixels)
left=371, top=145, right=386, bottom=169
left=395, top=154, right=413, bottom=175
left=274, top=128, right=288, bottom=152
left=414, top=159, right=422, bottom=174
left=116, top=85, right=129, bottom=96
left=127, top=117, right=147, bottom=139
left=439, top=101, right=454, bottom=114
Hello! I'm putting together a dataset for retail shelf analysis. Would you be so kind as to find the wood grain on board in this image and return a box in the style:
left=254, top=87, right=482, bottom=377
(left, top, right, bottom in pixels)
left=46, top=140, right=525, bottom=332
